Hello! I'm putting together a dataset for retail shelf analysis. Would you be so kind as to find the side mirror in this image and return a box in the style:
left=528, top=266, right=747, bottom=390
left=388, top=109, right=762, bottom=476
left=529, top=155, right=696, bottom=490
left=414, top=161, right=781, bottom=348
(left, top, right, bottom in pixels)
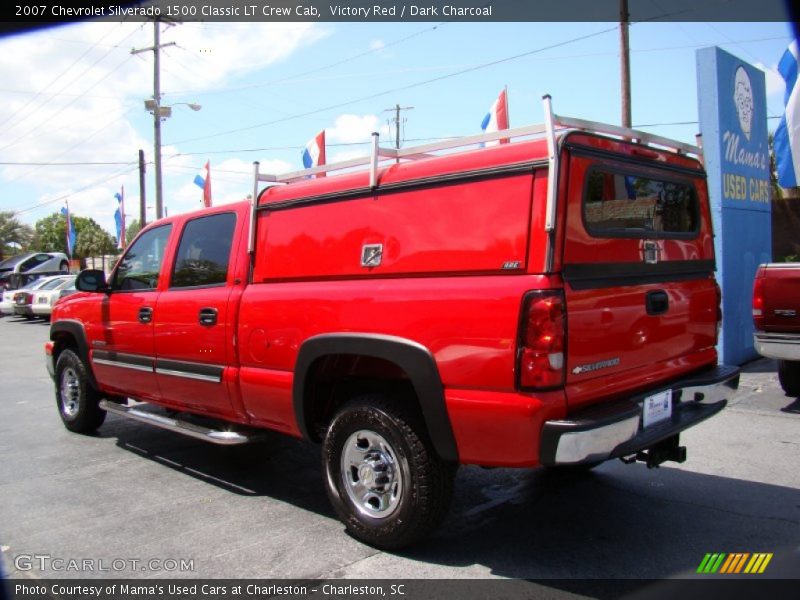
left=76, top=269, right=108, bottom=293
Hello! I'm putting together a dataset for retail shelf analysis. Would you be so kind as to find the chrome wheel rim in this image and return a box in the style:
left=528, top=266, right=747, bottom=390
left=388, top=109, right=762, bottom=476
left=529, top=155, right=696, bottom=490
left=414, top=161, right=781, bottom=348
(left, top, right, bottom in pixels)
left=341, top=429, right=403, bottom=519
left=60, top=367, right=80, bottom=417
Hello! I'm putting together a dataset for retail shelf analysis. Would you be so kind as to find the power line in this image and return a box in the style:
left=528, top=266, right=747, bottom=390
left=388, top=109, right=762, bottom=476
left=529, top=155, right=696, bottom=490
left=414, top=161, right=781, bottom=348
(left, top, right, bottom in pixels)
left=166, top=21, right=450, bottom=98
left=163, top=140, right=385, bottom=158
left=168, top=24, right=620, bottom=147
left=0, top=52, right=138, bottom=156
left=0, top=108, right=133, bottom=189
left=0, top=24, right=127, bottom=133
left=0, top=161, right=135, bottom=166
left=11, top=165, right=139, bottom=215
left=0, top=24, right=142, bottom=142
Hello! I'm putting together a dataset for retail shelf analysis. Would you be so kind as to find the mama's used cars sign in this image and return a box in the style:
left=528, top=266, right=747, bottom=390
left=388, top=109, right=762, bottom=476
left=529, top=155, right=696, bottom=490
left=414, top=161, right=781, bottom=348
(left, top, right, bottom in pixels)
left=697, top=47, right=771, bottom=365
left=721, top=64, right=770, bottom=204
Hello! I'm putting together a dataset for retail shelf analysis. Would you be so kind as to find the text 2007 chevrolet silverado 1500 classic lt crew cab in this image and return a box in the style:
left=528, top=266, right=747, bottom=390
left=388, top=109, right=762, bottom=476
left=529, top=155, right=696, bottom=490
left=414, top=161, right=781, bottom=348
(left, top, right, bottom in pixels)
left=46, top=99, right=740, bottom=549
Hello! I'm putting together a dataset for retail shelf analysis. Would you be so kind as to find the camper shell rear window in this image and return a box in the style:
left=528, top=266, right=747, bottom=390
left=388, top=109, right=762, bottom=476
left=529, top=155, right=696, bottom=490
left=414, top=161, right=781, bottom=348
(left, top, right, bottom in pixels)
left=583, top=167, right=699, bottom=239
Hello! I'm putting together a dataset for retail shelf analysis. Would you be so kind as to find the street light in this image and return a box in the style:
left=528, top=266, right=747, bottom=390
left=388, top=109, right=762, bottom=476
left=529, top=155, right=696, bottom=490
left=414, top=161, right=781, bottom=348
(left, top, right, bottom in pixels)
left=144, top=99, right=202, bottom=220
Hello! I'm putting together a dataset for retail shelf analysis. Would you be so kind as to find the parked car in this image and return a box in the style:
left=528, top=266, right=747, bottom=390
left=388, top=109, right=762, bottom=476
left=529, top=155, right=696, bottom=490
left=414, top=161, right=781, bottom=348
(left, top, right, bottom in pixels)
left=0, top=279, right=42, bottom=316
left=31, top=276, right=76, bottom=320
left=57, top=281, right=77, bottom=301
left=9, top=275, right=73, bottom=320
left=0, top=252, right=70, bottom=290
left=753, top=263, right=800, bottom=395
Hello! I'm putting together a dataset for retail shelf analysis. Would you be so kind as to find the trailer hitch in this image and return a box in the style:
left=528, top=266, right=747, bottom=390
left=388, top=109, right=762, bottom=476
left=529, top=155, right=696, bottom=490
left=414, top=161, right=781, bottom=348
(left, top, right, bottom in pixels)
left=620, top=435, right=686, bottom=469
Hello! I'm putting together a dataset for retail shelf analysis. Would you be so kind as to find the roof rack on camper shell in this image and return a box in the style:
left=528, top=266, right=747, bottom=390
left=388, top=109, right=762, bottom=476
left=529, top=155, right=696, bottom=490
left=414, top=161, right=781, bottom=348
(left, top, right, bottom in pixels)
left=247, top=95, right=703, bottom=256
left=251, top=95, right=702, bottom=189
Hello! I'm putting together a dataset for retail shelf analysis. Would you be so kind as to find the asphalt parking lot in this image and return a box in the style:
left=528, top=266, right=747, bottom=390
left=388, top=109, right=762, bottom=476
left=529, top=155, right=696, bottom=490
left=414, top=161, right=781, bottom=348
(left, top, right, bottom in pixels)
left=0, top=314, right=798, bottom=594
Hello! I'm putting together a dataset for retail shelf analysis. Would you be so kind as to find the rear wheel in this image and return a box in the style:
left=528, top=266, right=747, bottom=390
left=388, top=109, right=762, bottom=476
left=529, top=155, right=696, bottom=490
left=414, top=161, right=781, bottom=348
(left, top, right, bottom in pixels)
left=322, top=395, right=455, bottom=549
left=778, top=360, right=800, bottom=397
left=59, top=261, right=69, bottom=273
left=55, top=349, right=106, bottom=433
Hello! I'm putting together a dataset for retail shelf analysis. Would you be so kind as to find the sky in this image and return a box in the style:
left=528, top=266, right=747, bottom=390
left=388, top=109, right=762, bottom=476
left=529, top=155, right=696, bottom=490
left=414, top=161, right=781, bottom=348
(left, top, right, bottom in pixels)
left=0, top=15, right=795, bottom=242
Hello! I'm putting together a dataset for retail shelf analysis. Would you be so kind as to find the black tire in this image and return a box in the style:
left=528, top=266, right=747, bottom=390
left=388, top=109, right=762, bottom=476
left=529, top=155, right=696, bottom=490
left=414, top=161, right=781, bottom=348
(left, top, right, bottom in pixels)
left=778, top=360, right=800, bottom=397
left=55, top=349, right=106, bottom=433
left=59, top=261, right=69, bottom=273
left=323, top=395, right=456, bottom=550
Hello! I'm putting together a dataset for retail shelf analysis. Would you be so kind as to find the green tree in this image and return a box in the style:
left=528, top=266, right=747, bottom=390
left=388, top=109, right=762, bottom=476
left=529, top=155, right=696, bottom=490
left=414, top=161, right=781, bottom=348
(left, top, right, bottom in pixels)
left=125, top=219, right=143, bottom=245
left=32, top=212, right=117, bottom=259
left=769, top=132, right=783, bottom=202
left=0, top=211, right=34, bottom=259
left=32, top=213, right=67, bottom=253
left=769, top=132, right=800, bottom=261
left=76, top=217, right=117, bottom=258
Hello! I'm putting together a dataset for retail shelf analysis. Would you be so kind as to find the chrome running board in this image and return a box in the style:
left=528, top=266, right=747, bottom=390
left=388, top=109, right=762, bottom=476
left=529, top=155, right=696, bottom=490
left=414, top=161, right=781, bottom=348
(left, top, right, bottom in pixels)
left=99, top=400, right=256, bottom=446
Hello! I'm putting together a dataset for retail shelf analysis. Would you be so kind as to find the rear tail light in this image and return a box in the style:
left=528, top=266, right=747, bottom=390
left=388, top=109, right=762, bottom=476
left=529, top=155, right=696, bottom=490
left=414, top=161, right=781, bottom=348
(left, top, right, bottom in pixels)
left=517, top=290, right=566, bottom=390
left=15, top=292, right=31, bottom=305
left=752, top=266, right=765, bottom=331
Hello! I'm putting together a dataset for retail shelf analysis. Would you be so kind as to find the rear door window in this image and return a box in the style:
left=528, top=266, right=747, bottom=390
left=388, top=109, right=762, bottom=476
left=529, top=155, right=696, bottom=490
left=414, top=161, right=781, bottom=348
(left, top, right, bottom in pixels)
left=171, top=213, right=236, bottom=288
left=584, top=169, right=698, bottom=237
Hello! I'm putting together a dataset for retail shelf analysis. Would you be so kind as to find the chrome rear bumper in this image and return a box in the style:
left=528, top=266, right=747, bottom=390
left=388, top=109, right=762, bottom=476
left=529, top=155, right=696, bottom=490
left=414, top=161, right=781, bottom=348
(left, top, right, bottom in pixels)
left=754, top=332, right=800, bottom=362
left=540, top=365, right=740, bottom=466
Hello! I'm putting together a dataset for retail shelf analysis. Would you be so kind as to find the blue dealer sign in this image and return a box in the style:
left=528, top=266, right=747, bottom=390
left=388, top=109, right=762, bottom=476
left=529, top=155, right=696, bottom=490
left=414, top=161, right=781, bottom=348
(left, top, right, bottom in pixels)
left=697, top=47, right=772, bottom=365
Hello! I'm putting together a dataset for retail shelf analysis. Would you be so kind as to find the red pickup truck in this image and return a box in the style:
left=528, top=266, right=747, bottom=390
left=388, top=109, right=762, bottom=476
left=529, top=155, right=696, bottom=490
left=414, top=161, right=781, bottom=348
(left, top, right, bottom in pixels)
left=753, top=263, right=800, bottom=395
left=46, top=100, right=740, bottom=548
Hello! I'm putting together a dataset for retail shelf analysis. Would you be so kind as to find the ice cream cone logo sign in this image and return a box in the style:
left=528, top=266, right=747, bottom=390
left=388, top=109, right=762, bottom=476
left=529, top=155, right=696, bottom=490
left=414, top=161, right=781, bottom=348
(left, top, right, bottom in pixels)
left=718, top=60, right=769, bottom=200
left=734, top=66, right=754, bottom=141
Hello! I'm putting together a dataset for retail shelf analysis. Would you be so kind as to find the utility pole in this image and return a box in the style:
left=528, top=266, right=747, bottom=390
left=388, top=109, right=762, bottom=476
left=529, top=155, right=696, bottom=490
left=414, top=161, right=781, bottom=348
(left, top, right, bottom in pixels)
left=384, top=104, right=414, bottom=149
left=619, top=0, right=632, bottom=128
left=132, top=20, right=175, bottom=220
left=138, top=149, right=147, bottom=228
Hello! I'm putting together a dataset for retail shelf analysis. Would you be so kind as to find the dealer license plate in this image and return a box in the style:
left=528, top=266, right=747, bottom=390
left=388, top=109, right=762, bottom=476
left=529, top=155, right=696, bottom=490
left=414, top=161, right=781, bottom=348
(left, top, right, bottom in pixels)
left=642, top=390, right=672, bottom=428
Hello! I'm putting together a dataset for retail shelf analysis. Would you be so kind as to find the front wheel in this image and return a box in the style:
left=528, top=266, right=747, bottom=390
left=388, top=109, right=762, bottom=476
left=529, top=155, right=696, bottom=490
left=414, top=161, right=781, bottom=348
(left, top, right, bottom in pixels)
left=322, top=395, right=455, bottom=550
left=55, top=349, right=106, bottom=433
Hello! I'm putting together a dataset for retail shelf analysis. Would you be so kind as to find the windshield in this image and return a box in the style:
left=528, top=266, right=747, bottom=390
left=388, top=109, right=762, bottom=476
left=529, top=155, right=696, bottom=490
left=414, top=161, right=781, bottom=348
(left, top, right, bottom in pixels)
left=38, top=277, right=71, bottom=291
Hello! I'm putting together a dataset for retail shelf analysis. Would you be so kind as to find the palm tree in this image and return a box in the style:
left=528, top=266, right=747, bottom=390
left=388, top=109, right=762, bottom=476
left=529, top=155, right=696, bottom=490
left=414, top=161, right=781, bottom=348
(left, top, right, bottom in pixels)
left=0, top=211, right=34, bottom=260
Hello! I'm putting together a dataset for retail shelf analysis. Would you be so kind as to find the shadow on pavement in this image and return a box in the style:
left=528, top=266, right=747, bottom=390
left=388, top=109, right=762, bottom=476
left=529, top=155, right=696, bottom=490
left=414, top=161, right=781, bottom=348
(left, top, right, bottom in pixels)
left=104, top=414, right=800, bottom=587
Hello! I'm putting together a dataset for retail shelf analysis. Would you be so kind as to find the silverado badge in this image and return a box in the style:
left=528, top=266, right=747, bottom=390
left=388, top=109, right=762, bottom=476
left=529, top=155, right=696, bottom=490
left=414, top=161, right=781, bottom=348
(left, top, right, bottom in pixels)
left=572, top=358, right=621, bottom=375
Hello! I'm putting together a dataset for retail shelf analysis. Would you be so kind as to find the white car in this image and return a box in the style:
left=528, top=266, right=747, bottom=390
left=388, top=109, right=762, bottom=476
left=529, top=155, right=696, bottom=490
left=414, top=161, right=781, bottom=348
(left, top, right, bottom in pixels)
left=31, top=277, right=76, bottom=319
left=1, top=275, right=73, bottom=319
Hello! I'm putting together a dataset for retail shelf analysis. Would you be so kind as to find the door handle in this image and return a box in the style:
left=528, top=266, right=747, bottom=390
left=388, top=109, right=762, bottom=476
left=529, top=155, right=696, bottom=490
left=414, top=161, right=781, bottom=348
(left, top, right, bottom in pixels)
left=646, top=291, right=669, bottom=316
left=138, top=307, right=153, bottom=324
left=199, top=307, right=218, bottom=326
